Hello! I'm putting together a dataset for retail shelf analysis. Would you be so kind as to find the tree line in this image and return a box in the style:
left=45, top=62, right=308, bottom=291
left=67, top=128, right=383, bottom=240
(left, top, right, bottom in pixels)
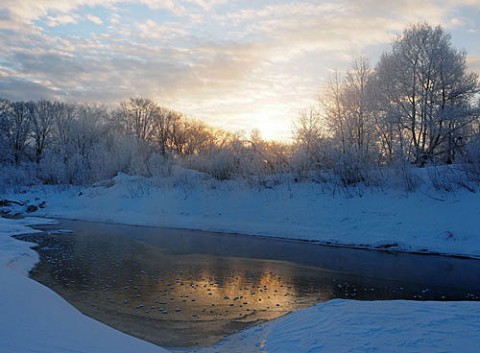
left=1, top=23, right=479, bottom=187
left=0, top=95, right=290, bottom=184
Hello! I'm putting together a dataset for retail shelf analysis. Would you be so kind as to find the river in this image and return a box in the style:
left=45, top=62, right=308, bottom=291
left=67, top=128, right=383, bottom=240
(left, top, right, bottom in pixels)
left=19, top=219, right=480, bottom=348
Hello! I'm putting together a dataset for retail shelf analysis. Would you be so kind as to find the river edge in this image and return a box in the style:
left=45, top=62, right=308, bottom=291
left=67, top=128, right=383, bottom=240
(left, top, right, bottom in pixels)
left=3, top=176, right=480, bottom=260
left=27, top=215, right=480, bottom=261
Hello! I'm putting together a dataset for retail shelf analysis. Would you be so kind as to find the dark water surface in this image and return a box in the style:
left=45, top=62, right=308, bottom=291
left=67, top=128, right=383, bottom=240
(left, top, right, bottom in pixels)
left=22, top=219, right=480, bottom=348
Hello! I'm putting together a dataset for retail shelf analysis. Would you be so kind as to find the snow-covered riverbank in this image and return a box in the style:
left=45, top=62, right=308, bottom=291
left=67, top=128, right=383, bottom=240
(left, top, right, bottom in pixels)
left=6, top=170, right=480, bottom=258
left=184, top=299, right=480, bottom=353
left=1, top=170, right=480, bottom=352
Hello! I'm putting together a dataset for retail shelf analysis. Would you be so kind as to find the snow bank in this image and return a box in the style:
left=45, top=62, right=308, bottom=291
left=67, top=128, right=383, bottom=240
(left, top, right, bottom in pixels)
left=189, top=299, right=480, bottom=353
left=0, top=217, right=168, bottom=353
left=8, top=172, right=480, bottom=258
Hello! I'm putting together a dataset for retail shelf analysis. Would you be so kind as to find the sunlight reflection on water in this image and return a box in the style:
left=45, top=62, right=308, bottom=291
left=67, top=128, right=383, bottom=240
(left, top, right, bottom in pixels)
left=25, top=220, right=480, bottom=348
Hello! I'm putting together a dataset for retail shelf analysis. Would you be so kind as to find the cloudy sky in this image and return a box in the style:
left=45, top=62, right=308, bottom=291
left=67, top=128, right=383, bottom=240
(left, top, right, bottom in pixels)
left=0, top=0, right=479, bottom=140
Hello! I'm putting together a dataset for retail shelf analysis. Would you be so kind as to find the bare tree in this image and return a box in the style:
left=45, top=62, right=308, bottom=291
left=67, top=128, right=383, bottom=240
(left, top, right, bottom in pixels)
left=31, top=99, right=58, bottom=163
left=314, top=59, right=381, bottom=184
left=2, top=101, right=33, bottom=164
left=171, top=118, right=216, bottom=156
left=151, top=108, right=182, bottom=155
left=53, top=102, right=78, bottom=162
left=292, top=107, right=325, bottom=171
left=320, top=59, right=378, bottom=160
left=374, top=23, right=479, bottom=165
left=0, top=99, right=13, bottom=162
left=342, top=57, right=378, bottom=160
left=322, top=72, right=347, bottom=154
left=119, top=97, right=160, bottom=141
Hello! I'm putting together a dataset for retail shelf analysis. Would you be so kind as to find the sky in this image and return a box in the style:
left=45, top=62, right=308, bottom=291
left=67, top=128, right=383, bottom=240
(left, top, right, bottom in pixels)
left=0, top=1, right=479, bottom=141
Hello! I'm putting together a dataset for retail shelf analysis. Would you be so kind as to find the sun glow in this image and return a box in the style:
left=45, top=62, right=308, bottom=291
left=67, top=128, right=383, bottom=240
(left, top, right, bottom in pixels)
left=202, top=107, right=297, bottom=142
left=248, top=113, right=293, bottom=142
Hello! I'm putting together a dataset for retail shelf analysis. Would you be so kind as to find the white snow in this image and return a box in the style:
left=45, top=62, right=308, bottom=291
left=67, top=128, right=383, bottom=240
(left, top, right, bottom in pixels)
left=8, top=170, right=480, bottom=257
left=186, top=300, right=480, bottom=353
left=1, top=171, right=480, bottom=352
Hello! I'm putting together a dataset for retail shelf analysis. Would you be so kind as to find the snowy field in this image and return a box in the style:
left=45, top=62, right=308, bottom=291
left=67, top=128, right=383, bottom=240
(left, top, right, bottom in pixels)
left=1, top=170, right=480, bottom=352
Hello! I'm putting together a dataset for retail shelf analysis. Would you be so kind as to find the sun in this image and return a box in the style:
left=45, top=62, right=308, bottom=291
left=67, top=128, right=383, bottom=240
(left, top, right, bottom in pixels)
left=229, top=109, right=294, bottom=143
left=254, top=117, right=291, bottom=142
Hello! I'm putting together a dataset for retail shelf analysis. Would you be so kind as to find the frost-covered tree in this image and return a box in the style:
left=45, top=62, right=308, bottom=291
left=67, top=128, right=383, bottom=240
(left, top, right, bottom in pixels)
left=118, top=97, right=160, bottom=141
left=0, top=99, right=13, bottom=162
left=52, top=102, right=78, bottom=162
left=61, top=104, right=108, bottom=183
left=292, top=107, right=325, bottom=173
left=151, top=107, right=182, bottom=156
left=342, top=57, right=378, bottom=160
left=31, top=99, right=58, bottom=163
left=1, top=101, right=33, bottom=164
left=171, top=118, right=217, bottom=156
left=320, top=58, right=378, bottom=162
left=39, top=102, right=117, bottom=184
left=316, top=59, right=380, bottom=184
left=374, top=23, right=479, bottom=165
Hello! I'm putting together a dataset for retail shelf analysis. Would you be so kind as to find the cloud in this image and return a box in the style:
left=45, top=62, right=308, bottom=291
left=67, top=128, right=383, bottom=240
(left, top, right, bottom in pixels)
left=86, top=14, right=103, bottom=25
left=188, top=0, right=227, bottom=10
left=46, top=14, right=78, bottom=27
left=136, top=19, right=187, bottom=41
left=1, top=0, right=479, bottom=139
left=136, top=0, right=187, bottom=15
left=0, top=76, right=58, bottom=101
left=467, top=55, right=480, bottom=73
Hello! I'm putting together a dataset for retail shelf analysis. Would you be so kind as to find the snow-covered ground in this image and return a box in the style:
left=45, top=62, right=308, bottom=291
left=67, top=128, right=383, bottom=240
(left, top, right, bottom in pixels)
left=185, top=299, right=480, bottom=353
left=1, top=169, right=480, bottom=352
left=6, top=169, right=480, bottom=257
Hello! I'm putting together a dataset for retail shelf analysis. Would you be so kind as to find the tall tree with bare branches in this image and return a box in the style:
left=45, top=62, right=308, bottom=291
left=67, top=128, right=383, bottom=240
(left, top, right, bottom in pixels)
left=374, top=23, right=479, bottom=164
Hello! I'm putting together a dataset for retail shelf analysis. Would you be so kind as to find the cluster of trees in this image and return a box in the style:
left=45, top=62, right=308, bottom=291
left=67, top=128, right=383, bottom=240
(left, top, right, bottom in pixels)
left=0, top=96, right=289, bottom=185
left=295, top=23, right=480, bottom=184
left=1, top=23, right=479, bottom=188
